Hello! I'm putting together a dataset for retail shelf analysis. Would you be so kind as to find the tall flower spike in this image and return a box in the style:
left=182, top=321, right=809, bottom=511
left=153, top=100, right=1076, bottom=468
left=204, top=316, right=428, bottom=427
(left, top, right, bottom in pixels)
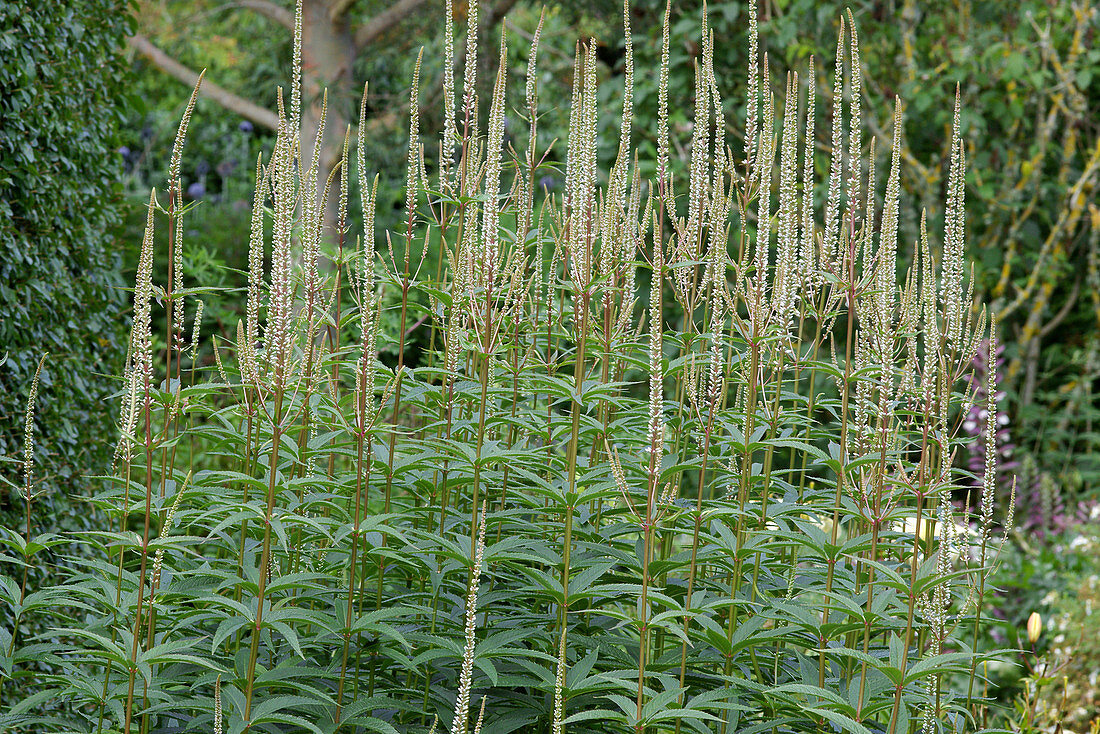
left=462, top=0, right=479, bottom=146
left=565, top=45, right=582, bottom=235
left=246, top=152, right=266, bottom=367
left=357, top=83, right=375, bottom=277
left=943, top=86, right=966, bottom=349
left=705, top=156, right=732, bottom=310
left=647, top=210, right=665, bottom=474
left=799, top=57, right=816, bottom=292
left=290, top=0, right=302, bottom=142
left=338, top=125, right=350, bottom=247
left=360, top=174, right=379, bottom=317
left=167, top=71, right=204, bottom=199
left=920, top=213, right=941, bottom=410
left=189, top=301, right=204, bottom=363
left=118, top=190, right=157, bottom=469
left=520, top=8, right=545, bottom=238
left=303, top=89, right=329, bottom=303
left=686, top=50, right=712, bottom=289
left=899, top=251, right=920, bottom=404
left=442, top=0, right=457, bottom=185
left=878, top=96, right=903, bottom=345
left=357, top=289, right=380, bottom=429
left=214, top=675, right=223, bottom=734
left=473, top=699, right=486, bottom=734
left=656, top=0, right=671, bottom=197
left=552, top=621, right=566, bottom=734
left=583, top=42, right=598, bottom=252
left=451, top=503, right=487, bottom=734
left=752, top=68, right=773, bottom=318
left=980, top=316, right=998, bottom=540
left=524, top=9, right=544, bottom=122
left=617, top=0, right=634, bottom=174
left=133, top=189, right=158, bottom=400
left=480, top=34, right=508, bottom=286
left=567, top=42, right=598, bottom=292
left=269, top=85, right=301, bottom=381
left=706, top=28, right=725, bottom=168
left=707, top=310, right=724, bottom=407
left=774, top=71, right=800, bottom=331
left=824, top=20, right=845, bottom=268
left=616, top=185, right=647, bottom=336
left=862, top=135, right=876, bottom=272
left=600, top=0, right=634, bottom=265
left=169, top=72, right=204, bottom=343
left=844, top=8, right=862, bottom=230
left=745, top=0, right=758, bottom=167
left=405, top=49, right=424, bottom=268
left=22, top=354, right=46, bottom=500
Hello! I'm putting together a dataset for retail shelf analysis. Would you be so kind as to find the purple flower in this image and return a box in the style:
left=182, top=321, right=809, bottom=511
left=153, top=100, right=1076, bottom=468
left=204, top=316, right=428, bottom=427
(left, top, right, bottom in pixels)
left=187, top=182, right=205, bottom=199
left=216, top=159, right=237, bottom=178
left=239, top=120, right=253, bottom=133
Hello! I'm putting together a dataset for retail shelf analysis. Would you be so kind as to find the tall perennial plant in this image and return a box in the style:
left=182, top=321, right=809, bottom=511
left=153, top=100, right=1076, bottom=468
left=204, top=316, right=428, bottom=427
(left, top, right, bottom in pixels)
left=1, top=2, right=1015, bottom=732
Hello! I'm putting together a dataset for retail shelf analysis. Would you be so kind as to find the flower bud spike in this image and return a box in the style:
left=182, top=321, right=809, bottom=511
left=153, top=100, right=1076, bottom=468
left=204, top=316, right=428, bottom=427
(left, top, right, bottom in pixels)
left=824, top=19, right=845, bottom=267
left=799, top=57, right=817, bottom=292
left=844, top=8, right=862, bottom=230
left=22, top=354, right=47, bottom=505
left=878, top=96, right=902, bottom=346
left=406, top=49, right=424, bottom=256
left=442, top=0, right=457, bottom=184
left=482, top=33, right=508, bottom=267
left=752, top=70, right=774, bottom=317
left=214, top=675, right=223, bottom=734
left=462, top=0, right=479, bottom=145
left=774, top=71, right=800, bottom=332
left=943, top=86, right=966, bottom=350
left=168, top=71, right=204, bottom=347
left=657, top=0, right=672, bottom=204
left=745, top=0, right=759, bottom=167
left=290, top=0, right=303, bottom=142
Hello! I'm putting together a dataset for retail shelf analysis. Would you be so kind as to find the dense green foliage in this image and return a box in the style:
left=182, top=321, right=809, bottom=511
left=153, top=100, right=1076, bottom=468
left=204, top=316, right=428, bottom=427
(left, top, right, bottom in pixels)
left=4, top=0, right=1098, bottom=729
left=2, top=3, right=1019, bottom=732
left=0, top=0, right=133, bottom=501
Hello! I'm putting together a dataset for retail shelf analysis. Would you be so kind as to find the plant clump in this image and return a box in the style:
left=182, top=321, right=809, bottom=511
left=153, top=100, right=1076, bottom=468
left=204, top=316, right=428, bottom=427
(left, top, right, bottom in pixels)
left=1, top=1, right=1016, bottom=732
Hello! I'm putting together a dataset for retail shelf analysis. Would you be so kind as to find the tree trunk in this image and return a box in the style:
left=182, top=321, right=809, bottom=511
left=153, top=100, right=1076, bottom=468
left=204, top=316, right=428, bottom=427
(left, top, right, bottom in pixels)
left=301, top=0, right=356, bottom=249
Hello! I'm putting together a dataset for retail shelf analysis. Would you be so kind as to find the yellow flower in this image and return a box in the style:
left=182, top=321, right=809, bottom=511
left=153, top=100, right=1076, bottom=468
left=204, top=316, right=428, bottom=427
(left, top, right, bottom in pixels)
left=1027, top=612, right=1043, bottom=644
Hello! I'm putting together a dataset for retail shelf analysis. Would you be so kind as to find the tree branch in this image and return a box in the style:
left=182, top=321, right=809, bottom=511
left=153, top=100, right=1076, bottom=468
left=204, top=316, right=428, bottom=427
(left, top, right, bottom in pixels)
left=329, top=0, right=357, bottom=21
left=484, top=0, right=519, bottom=30
left=354, top=0, right=430, bottom=50
left=128, top=35, right=281, bottom=131
left=237, top=0, right=294, bottom=29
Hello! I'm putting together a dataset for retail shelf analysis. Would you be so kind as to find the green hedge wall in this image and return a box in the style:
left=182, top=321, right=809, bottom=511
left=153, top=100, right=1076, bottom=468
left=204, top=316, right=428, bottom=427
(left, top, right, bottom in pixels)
left=0, top=1, right=133, bottom=505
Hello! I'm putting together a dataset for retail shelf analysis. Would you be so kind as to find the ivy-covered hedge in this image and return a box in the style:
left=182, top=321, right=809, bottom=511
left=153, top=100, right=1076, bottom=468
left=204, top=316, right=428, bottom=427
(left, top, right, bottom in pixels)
left=0, top=1, right=133, bottom=503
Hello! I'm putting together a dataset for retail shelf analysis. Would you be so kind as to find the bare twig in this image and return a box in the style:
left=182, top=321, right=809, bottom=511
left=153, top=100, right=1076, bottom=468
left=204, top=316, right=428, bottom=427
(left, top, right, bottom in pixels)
left=238, top=0, right=293, bottom=29
left=128, top=35, right=280, bottom=131
left=330, top=0, right=356, bottom=21
left=354, top=0, right=431, bottom=49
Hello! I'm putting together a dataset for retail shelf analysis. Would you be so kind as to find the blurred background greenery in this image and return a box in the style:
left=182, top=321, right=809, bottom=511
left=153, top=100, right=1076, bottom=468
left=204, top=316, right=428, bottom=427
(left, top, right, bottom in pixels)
left=3, top=0, right=1098, bottom=727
